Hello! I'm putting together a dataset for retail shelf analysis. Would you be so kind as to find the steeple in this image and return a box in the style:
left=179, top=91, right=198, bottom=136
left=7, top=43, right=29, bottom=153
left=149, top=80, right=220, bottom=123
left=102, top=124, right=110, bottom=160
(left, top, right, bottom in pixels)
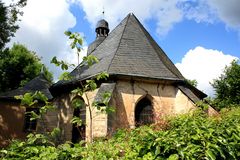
left=95, top=19, right=109, bottom=38
left=87, top=17, right=110, bottom=55
left=95, top=9, right=109, bottom=38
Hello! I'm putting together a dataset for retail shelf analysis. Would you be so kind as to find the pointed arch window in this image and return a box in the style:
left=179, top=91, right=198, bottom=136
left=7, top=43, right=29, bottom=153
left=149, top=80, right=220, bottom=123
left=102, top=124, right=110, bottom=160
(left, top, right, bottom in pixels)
left=135, top=97, right=154, bottom=127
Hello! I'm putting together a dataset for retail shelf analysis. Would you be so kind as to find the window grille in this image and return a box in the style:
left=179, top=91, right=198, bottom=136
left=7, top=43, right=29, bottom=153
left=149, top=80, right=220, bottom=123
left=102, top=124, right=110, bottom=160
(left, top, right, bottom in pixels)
left=135, top=97, right=154, bottom=127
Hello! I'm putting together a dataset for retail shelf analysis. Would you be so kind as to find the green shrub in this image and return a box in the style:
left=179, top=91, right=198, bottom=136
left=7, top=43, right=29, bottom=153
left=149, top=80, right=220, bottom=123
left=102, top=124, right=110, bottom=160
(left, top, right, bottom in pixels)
left=1, top=108, right=240, bottom=159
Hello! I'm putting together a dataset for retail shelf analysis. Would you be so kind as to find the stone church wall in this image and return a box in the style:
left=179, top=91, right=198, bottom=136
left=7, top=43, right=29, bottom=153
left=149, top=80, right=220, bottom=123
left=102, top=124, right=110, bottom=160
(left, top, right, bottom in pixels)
left=113, top=80, right=196, bottom=129
left=49, top=88, right=109, bottom=142
left=0, top=80, right=200, bottom=147
left=44, top=80, right=197, bottom=142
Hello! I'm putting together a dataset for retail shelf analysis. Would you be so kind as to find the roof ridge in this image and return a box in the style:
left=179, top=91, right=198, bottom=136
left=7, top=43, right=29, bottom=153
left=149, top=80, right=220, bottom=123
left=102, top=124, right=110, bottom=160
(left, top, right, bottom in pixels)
left=130, top=14, right=184, bottom=79
left=106, top=14, right=131, bottom=73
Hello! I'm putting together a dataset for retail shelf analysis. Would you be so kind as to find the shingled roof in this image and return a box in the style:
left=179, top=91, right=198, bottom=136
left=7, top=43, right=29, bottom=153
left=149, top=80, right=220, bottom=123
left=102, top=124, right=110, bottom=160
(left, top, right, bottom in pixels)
left=0, top=73, right=53, bottom=100
left=52, top=13, right=185, bottom=89
left=178, top=85, right=206, bottom=103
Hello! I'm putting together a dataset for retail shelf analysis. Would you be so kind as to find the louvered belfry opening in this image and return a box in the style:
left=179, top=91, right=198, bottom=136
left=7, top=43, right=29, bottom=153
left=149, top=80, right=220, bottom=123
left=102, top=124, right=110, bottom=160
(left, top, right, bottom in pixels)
left=135, top=97, right=154, bottom=127
left=71, top=97, right=86, bottom=143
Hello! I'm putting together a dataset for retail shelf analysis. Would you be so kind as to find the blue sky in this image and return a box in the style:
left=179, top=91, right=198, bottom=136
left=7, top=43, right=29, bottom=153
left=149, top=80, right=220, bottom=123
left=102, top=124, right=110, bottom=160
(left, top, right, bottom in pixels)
left=4, top=0, right=240, bottom=96
left=70, top=4, right=240, bottom=63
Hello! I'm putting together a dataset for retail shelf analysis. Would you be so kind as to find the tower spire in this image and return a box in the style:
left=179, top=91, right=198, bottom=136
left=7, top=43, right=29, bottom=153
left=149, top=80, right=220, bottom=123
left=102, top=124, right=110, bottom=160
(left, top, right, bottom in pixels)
left=87, top=11, right=110, bottom=55
left=95, top=12, right=109, bottom=38
left=102, top=7, right=105, bottom=18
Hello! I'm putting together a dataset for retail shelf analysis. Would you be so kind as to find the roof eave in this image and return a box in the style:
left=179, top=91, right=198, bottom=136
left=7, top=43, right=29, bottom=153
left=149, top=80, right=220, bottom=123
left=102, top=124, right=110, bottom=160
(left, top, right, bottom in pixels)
left=109, top=73, right=184, bottom=83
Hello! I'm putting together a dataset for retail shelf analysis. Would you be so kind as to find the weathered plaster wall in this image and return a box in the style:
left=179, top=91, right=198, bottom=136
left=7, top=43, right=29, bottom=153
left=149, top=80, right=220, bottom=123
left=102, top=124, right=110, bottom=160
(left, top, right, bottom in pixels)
left=52, top=80, right=198, bottom=142
left=0, top=80, right=202, bottom=146
left=38, top=104, right=60, bottom=135
left=113, top=80, right=196, bottom=129
left=51, top=94, right=74, bottom=141
left=53, top=88, right=109, bottom=142
left=84, top=88, right=109, bottom=141
left=207, top=106, right=219, bottom=117
left=175, top=89, right=196, bottom=114
left=0, top=101, right=26, bottom=147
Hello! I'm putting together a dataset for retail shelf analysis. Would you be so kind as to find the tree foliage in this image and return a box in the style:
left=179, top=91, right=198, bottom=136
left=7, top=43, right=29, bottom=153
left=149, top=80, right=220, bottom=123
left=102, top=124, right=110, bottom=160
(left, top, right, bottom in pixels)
left=186, top=79, right=198, bottom=87
left=51, top=31, right=113, bottom=142
left=0, top=43, right=52, bottom=92
left=211, top=60, right=240, bottom=109
left=0, top=0, right=27, bottom=50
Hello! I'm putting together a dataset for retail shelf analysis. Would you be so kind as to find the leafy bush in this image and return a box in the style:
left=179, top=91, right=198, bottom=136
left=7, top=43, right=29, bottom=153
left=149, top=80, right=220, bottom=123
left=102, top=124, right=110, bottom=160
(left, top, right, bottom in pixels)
left=1, top=108, right=240, bottom=159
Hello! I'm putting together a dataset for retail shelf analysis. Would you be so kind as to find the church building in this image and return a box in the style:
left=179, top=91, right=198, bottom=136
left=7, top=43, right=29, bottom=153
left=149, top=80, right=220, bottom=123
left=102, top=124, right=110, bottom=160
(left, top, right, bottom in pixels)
left=49, top=13, right=216, bottom=142
left=0, top=13, right=217, bottom=146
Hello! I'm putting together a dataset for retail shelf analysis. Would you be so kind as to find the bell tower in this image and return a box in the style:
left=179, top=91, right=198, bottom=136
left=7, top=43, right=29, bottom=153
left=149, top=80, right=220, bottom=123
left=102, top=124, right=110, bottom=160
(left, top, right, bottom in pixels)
left=95, top=19, right=109, bottom=38
left=87, top=16, right=110, bottom=55
left=96, top=10, right=109, bottom=38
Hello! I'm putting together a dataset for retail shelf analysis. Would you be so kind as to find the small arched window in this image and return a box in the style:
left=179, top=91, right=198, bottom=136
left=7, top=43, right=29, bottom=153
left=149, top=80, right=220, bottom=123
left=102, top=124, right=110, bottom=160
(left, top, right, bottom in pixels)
left=135, top=97, right=154, bottom=127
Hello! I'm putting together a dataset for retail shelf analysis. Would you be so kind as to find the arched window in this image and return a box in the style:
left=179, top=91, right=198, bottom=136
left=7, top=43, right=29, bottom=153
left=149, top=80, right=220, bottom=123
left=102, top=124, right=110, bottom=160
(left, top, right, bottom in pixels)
left=135, top=97, right=154, bottom=127
left=71, top=97, right=86, bottom=143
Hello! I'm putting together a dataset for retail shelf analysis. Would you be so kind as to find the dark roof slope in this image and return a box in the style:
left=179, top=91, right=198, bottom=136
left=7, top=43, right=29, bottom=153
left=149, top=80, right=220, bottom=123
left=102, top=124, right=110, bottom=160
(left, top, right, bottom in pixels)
left=94, top=83, right=116, bottom=103
left=52, top=13, right=185, bottom=88
left=0, top=74, right=53, bottom=100
left=70, top=14, right=129, bottom=80
left=178, top=85, right=207, bottom=103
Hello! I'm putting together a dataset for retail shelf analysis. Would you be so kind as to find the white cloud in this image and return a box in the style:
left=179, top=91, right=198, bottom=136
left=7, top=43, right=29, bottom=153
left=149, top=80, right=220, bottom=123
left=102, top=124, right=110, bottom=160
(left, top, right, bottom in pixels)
left=207, top=0, right=240, bottom=29
left=59, top=46, right=88, bottom=68
left=176, top=46, right=238, bottom=96
left=180, top=0, right=240, bottom=31
left=180, top=0, right=216, bottom=24
left=76, top=0, right=183, bottom=36
left=2, top=0, right=78, bottom=80
left=75, top=0, right=240, bottom=37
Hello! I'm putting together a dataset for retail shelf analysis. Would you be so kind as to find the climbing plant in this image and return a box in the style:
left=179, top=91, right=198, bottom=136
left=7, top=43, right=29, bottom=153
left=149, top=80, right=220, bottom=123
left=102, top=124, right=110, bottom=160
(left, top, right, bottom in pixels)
left=51, top=31, right=114, bottom=142
left=13, top=30, right=113, bottom=144
left=14, top=90, right=56, bottom=134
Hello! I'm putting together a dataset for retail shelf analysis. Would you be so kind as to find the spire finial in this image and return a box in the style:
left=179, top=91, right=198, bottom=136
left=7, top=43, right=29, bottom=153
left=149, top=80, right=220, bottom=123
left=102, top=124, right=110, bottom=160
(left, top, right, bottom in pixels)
left=95, top=8, right=109, bottom=39
left=102, top=7, right=105, bottom=18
